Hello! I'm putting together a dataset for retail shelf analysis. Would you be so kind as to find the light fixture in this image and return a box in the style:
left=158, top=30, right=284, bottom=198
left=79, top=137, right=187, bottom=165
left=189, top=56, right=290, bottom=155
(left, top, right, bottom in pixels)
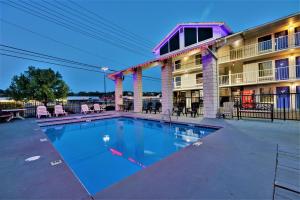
left=101, top=67, right=109, bottom=71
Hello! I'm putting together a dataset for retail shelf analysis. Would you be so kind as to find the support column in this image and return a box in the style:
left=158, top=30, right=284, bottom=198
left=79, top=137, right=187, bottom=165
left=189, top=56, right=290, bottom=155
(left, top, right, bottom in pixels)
left=133, top=68, right=143, bottom=112
left=114, top=75, right=123, bottom=111
left=161, top=59, right=173, bottom=114
left=202, top=50, right=219, bottom=118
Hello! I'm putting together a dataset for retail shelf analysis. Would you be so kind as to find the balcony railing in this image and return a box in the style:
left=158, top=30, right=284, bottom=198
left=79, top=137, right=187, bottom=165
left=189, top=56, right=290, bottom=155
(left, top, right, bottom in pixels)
left=173, top=58, right=202, bottom=72
left=173, top=78, right=203, bottom=89
left=219, top=33, right=300, bottom=63
left=219, top=65, right=300, bottom=86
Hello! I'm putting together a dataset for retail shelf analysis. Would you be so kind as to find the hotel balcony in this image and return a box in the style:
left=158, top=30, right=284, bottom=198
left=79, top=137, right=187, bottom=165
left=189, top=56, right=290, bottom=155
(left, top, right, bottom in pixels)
left=218, top=33, right=300, bottom=64
left=219, top=65, right=300, bottom=87
left=173, top=78, right=203, bottom=91
left=172, top=58, right=202, bottom=75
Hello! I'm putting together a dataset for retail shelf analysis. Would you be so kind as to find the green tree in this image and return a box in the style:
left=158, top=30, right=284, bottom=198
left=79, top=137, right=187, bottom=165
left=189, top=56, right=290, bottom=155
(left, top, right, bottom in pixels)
left=8, top=66, right=69, bottom=105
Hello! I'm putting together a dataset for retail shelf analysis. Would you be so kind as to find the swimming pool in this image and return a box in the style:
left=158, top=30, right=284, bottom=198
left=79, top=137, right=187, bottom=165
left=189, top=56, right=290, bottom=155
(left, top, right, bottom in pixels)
left=43, top=117, right=217, bottom=194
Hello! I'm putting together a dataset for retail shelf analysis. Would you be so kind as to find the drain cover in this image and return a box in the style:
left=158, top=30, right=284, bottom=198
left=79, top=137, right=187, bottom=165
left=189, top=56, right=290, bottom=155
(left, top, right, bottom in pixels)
left=50, top=159, right=62, bottom=166
left=25, top=156, right=41, bottom=162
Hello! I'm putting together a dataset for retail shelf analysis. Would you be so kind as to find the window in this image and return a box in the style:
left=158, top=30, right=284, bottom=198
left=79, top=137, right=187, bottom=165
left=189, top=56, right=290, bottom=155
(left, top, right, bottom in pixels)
left=160, top=42, right=169, bottom=55
left=260, top=87, right=274, bottom=103
left=275, top=58, right=289, bottom=80
left=296, top=56, right=300, bottom=78
left=196, top=73, right=203, bottom=84
left=258, top=35, right=272, bottom=52
left=195, top=54, right=202, bottom=65
left=275, top=30, right=288, bottom=50
left=198, top=28, right=213, bottom=42
left=174, top=60, right=181, bottom=70
left=174, top=76, right=181, bottom=87
left=184, top=28, right=197, bottom=47
left=295, top=27, right=300, bottom=46
left=258, top=61, right=272, bottom=77
left=169, top=31, right=180, bottom=52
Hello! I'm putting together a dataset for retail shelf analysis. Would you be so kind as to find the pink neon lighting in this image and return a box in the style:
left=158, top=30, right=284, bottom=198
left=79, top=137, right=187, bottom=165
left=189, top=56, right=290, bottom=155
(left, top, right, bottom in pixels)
left=109, top=148, right=123, bottom=156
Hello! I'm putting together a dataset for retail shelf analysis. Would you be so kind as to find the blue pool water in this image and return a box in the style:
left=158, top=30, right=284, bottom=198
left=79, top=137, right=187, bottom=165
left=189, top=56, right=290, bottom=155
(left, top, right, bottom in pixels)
left=43, top=117, right=217, bottom=194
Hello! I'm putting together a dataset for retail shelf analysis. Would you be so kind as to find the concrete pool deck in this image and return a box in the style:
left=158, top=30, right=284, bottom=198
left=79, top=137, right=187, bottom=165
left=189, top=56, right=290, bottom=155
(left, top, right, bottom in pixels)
left=0, top=112, right=299, bottom=199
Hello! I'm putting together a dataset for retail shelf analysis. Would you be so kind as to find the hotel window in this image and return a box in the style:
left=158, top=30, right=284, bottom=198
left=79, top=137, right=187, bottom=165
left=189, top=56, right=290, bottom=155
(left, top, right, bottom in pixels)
left=174, top=60, right=181, bottom=70
left=275, top=30, right=288, bottom=50
left=296, top=56, right=300, bottom=78
left=160, top=41, right=169, bottom=55
left=258, top=35, right=272, bottom=52
left=174, top=76, right=181, bottom=87
left=184, top=28, right=197, bottom=47
left=196, top=73, right=203, bottom=84
left=195, top=54, right=202, bottom=65
left=198, top=28, right=213, bottom=42
left=295, top=27, right=300, bottom=46
left=260, top=87, right=274, bottom=103
left=258, top=61, right=272, bottom=77
left=169, top=31, right=180, bottom=52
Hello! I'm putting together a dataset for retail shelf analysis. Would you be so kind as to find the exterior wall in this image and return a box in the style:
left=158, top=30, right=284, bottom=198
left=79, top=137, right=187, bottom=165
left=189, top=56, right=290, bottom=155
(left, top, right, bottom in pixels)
left=161, top=59, right=173, bottom=114
left=114, top=76, right=123, bottom=111
left=133, top=68, right=143, bottom=112
left=202, top=50, right=219, bottom=118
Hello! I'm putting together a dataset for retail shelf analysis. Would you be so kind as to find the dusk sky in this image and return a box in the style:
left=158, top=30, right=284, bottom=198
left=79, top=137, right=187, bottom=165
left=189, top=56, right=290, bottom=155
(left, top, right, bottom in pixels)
left=0, top=0, right=299, bottom=93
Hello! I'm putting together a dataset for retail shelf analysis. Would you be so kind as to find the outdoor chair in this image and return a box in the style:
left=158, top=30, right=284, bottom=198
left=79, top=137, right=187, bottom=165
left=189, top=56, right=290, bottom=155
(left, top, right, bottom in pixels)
left=36, top=106, right=51, bottom=119
left=186, top=102, right=199, bottom=117
left=54, top=105, right=68, bottom=117
left=0, top=111, right=13, bottom=122
left=94, top=104, right=105, bottom=113
left=153, top=102, right=162, bottom=114
left=221, top=102, right=235, bottom=118
left=142, top=102, right=153, bottom=114
left=81, top=104, right=93, bottom=114
left=172, top=102, right=185, bottom=116
left=124, top=102, right=133, bottom=112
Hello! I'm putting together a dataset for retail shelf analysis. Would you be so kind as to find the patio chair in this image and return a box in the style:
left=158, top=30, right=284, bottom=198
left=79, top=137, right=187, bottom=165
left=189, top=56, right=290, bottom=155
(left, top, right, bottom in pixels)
left=36, top=106, right=51, bottom=119
left=0, top=111, right=13, bottom=122
left=153, top=102, right=162, bottom=114
left=172, top=102, right=185, bottom=116
left=94, top=104, right=105, bottom=113
left=186, top=102, right=199, bottom=117
left=142, top=102, right=153, bottom=114
left=54, top=105, right=68, bottom=117
left=124, top=102, right=133, bottom=112
left=81, top=104, right=93, bottom=114
left=221, top=102, right=235, bottom=118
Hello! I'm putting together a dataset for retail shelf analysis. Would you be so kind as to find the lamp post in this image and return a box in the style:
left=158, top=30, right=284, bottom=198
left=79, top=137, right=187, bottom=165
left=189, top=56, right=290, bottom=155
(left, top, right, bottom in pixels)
left=101, top=67, right=109, bottom=107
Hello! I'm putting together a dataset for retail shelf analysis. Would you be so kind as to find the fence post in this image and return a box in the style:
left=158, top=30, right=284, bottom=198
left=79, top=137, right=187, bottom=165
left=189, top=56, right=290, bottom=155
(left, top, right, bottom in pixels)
left=283, top=97, right=286, bottom=121
left=271, top=104, right=274, bottom=122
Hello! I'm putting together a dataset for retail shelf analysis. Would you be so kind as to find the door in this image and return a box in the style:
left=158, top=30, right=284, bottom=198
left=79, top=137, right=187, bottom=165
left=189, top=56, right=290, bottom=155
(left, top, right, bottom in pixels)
left=295, top=27, right=300, bottom=46
left=296, top=86, right=300, bottom=110
left=275, top=58, right=289, bottom=80
left=276, top=86, right=290, bottom=109
left=296, top=56, right=300, bottom=78
left=258, top=35, right=272, bottom=52
left=275, top=30, right=288, bottom=50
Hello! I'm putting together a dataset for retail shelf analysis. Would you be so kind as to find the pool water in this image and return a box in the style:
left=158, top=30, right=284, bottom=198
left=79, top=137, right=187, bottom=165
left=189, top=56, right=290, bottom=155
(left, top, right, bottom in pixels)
left=43, top=117, right=217, bottom=194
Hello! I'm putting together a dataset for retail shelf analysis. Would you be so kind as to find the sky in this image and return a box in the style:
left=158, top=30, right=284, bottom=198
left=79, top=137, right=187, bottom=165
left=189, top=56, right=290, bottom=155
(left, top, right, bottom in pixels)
left=0, top=0, right=299, bottom=93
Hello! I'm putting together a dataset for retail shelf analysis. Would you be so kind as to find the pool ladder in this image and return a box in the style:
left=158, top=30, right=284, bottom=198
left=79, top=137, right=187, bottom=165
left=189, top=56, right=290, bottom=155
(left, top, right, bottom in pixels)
left=161, top=109, right=172, bottom=123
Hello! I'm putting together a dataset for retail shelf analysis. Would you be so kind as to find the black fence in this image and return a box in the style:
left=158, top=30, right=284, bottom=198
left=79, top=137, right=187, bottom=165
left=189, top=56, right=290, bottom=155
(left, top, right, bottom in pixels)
left=230, top=93, right=300, bottom=121
left=0, top=100, right=115, bottom=118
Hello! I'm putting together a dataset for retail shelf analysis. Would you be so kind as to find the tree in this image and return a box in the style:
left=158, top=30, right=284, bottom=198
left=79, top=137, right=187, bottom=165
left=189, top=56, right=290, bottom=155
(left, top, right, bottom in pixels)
left=8, top=66, right=69, bottom=105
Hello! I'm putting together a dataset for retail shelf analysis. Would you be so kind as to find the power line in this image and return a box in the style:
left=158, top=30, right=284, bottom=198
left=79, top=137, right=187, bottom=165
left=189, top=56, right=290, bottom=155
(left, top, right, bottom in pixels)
left=67, top=0, right=155, bottom=47
left=2, top=0, right=150, bottom=57
left=43, top=0, right=153, bottom=50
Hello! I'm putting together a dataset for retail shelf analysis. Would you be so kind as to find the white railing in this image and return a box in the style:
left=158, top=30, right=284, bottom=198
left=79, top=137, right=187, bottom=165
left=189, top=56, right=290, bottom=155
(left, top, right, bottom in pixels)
left=173, top=58, right=202, bottom=72
left=219, top=65, right=300, bottom=86
left=173, top=78, right=203, bottom=89
left=219, top=33, right=300, bottom=63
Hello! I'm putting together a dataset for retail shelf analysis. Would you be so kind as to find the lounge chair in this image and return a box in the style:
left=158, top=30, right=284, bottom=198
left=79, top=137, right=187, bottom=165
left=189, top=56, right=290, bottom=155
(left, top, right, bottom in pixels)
left=94, top=104, right=104, bottom=113
left=221, top=102, right=235, bottom=118
left=36, top=106, right=51, bottom=119
left=0, top=111, right=13, bottom=122
left=153, top=102, right=161, bottom=114
left=54, top=105, right=68, bottom=117
left=81, top=104, right=93, bottom=114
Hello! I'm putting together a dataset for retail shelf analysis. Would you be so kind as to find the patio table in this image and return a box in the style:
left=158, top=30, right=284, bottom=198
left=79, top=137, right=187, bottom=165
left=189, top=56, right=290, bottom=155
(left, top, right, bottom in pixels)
left=2, top=108, right=26, bottom=121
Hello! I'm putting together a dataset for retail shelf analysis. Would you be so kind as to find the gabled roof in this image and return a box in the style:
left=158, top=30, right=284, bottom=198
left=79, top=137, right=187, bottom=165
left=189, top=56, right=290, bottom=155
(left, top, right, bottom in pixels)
left=152, top=22, right=232, bottom=53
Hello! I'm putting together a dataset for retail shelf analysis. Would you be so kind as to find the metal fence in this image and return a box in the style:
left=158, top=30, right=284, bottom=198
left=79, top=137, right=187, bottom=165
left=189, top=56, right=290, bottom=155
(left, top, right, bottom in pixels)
left=229, top=93, right=300, bottom=121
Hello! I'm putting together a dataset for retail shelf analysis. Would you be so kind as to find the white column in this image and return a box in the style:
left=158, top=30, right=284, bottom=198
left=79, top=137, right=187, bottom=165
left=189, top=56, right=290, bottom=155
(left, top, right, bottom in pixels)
left=114, top=75, right=123, bottom=111
left=161, top=59, right=173, bottom=114
left=133, top=68, right=143, bottom=112
left=202, top=50, right=219, bottom=118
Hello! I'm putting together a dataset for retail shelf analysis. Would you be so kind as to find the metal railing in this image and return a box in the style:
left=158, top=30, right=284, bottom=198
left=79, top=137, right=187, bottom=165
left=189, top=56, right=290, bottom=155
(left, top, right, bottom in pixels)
left=173, top=78, right=203, bottom=89
left=219, top=65, right=300, bottom=86
left=173, top=58, right=202, bottom=72
left=219, top=33, right=300, bottom=63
